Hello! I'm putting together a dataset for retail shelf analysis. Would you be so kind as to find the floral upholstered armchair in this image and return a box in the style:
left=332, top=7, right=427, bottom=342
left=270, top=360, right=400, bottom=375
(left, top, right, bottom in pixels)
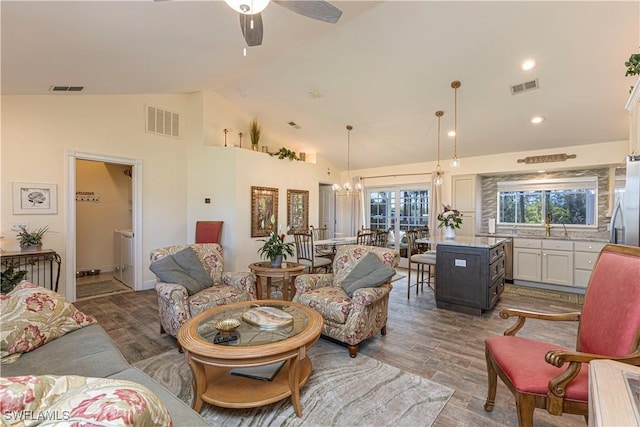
left=149, top=244, right=256, bottom=340
left=293, top=245, right=399, bottom=357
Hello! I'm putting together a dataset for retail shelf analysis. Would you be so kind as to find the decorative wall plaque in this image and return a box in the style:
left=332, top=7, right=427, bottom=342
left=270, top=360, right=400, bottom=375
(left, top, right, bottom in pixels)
left=517, top=153, right=576, bottom=164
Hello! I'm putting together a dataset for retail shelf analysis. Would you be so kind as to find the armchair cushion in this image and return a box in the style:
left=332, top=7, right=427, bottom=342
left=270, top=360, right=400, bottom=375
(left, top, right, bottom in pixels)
left=341, top=252, right=395, bottom=297
left=295, top=287, right=352, bottom=324
left=485, top=336, right=588, bottom=402
left=149, top=248, right=212, bottom=295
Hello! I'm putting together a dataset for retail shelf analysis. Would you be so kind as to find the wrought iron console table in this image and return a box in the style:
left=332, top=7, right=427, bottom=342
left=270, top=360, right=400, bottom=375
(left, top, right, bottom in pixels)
left=1, top=249, right=62, bottom=292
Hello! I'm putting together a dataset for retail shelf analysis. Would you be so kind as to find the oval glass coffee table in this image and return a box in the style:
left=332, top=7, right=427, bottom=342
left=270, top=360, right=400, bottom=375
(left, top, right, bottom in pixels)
left=177, top=299, right=323, bottom=417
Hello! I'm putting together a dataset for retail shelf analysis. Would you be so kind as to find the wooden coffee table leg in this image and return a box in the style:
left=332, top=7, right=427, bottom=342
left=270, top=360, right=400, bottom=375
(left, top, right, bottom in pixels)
left=282, top=276, right=289, bottom=301
left=288, top=347, right=305, bottom=417
left=186, top=354, right=206, bottom=412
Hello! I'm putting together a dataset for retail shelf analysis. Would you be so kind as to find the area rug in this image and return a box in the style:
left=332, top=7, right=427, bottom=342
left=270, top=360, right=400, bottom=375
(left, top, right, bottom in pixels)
left=503, top=284, right=583, bottom=304
left=133, top=338, right=453, bottom=426
left=76, top=279, right=132, bottom=299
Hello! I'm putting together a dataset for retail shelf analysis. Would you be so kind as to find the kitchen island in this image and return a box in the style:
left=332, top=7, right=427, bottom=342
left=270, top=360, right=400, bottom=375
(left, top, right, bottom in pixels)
left=430, top=236, right=507, bottom=316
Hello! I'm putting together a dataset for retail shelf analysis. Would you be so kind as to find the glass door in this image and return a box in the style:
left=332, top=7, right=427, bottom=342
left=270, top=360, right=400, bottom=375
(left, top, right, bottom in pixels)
left=366, top=186, right=430, bottom=266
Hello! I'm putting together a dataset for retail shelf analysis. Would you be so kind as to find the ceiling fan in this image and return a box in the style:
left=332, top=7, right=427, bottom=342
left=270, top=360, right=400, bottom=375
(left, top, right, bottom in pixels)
left=224, top=0, right=343, bottom=47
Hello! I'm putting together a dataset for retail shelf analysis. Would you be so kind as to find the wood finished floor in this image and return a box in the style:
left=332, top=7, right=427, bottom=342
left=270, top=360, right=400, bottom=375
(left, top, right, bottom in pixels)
left=75, top=269, right=586, bottom=426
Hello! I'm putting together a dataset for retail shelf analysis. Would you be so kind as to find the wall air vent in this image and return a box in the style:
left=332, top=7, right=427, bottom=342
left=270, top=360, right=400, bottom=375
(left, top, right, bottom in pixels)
left=288, top=121, right=301, bottom=130
left=146, top=105, right=181, bottom=138
left=49, top=86, right=84, bottom=92
left=510, top=79, right=539, bottom=95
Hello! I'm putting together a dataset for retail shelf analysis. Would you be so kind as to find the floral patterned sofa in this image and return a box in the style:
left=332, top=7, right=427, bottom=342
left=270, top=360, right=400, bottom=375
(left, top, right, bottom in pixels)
left=150, top=243, right=257, bottom=339
left=293, top=245, right=399, bottom=357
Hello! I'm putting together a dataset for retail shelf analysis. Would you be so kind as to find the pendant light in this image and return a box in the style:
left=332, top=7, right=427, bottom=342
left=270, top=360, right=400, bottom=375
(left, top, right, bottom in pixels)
left=225, top=0, right=270, bottom=14
left=333, top=124, right=361, bottom=194
left=450, top=80, right=461, bottom=169
left=435, top=111, right=444, bottom=186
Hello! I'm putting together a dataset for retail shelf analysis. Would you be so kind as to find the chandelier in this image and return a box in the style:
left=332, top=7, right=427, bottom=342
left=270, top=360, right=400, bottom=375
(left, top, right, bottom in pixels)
left=333, top=125, right=362, bottom=194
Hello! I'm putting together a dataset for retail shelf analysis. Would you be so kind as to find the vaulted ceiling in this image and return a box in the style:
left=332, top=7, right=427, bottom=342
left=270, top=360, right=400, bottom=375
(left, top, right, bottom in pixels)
left=2, top=1, right=638, bottom=170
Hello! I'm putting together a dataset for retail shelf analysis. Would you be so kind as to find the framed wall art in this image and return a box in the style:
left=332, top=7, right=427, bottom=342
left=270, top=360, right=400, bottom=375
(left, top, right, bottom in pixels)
left=287, top=189, right=309, bottom=233
left=251, top=186, right=278, bottom=237
left=13, top=182, right=58, bottom=214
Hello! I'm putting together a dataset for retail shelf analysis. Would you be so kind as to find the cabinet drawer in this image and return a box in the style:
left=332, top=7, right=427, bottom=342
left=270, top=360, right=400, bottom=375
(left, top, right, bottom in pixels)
left=490, top=257, right=505, bottom=283
left=575, top=251, right=599, bottom=270
left=542, top=240, right=574, bottom=251
left=514, top=238, right=542, bottom=249
left=490, top=244, right=504, bottom=263
left=574, top=241, right=606, bottom=253
left=488, top=275, right=504, bottom=309
left=574, top=269, right=592, bottom=288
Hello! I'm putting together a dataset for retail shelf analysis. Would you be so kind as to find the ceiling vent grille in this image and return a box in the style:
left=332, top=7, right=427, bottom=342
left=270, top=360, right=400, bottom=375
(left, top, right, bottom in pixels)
left=288, top=121, right=301, bottom=130
left=510, top=79, right=539, bottom=95
left=49, top=86, right=84, bottom=92
left=146, top=105, right=180, bottom=138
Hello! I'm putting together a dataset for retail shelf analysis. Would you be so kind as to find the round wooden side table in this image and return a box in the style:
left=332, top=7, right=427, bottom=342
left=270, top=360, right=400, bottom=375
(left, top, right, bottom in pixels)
left=248, top=261, right=306, bottom=300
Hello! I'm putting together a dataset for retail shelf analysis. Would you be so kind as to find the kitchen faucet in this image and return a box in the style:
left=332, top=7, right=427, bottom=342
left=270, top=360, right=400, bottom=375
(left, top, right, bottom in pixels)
left=544, top=212, right=552, bottom=237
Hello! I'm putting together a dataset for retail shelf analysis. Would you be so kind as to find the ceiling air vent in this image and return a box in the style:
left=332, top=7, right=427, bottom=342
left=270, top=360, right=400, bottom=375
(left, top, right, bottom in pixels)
left=49, top=86, right=84, bottom=92
left=146, top=105, right=181, bottom=138
left=510, top=79, right=539, bottom=95
left=288, top=121, right=301, bottom=130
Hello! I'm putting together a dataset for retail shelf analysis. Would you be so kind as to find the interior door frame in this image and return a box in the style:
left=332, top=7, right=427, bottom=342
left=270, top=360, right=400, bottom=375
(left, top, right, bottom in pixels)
left=65, top=151, right=143, bottom=302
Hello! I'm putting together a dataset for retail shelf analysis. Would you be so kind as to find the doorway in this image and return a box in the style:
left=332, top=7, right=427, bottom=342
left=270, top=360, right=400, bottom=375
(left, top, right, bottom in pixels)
left=65, top=152, right=143, bottom=302
left=319, top=184, right=335, bottom=237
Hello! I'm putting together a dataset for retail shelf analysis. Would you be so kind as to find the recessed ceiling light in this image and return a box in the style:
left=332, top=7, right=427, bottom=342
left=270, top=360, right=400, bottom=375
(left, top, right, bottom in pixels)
left=537, top=170, right=546, bottom=173
left=531, top=116, right=544, bottom=124
left=521, top=59, right=536, bottom=71
left=447, top=130, right=456, bottom=137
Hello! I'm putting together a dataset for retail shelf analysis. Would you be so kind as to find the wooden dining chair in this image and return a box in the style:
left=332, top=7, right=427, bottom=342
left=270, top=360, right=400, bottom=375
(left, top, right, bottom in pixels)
left=310, top=225, right=334, bottom=261
left=293, top=230, right=332, bottom=273
left=356, top=229, right=375, bottom=246
left=484, top=244, right=640, bottom=426
left=372, top=228, right=390, bottom=247
left=406, top=230, right=436, bottom=299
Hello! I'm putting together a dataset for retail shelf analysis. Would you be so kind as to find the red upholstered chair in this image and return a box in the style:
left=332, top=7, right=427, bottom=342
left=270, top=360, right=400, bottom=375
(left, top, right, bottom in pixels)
left=195, top=221, right=223, bottom=244
left=484, top=244, right=640, bottom=427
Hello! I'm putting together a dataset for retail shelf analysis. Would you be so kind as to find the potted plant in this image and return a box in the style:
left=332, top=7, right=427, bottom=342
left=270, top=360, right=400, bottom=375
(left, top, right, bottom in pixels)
left=16, top=225, right=49, bottom=251
left=625, top=51, right=640, bottom=93
left=249, top=117, right=261, bottom=151
left=271, top=147, right=299, bottom=160
left=437, top=204, right=463, bottom=239
left=257, top=232, right=295, bottom=268
left=1, top=265, right=28, bottom=294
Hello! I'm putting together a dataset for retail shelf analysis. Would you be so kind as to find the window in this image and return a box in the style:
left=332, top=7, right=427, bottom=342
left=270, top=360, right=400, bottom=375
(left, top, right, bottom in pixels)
left=497, top=177, right=597, bottom=226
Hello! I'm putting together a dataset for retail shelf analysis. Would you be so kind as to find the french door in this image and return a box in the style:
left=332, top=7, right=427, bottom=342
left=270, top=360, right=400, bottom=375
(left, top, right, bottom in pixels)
left=366, top=185, right=429, bottom=265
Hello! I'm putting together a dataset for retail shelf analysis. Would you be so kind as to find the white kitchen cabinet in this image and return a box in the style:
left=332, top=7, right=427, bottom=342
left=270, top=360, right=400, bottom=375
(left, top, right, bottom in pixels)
left=513, top=247, right=542, bottom=282
left=574, top=241, right=607, bottom=288
left=451, top=174, right=477, bottom=237
left=513, top=238, right=574, bottom=286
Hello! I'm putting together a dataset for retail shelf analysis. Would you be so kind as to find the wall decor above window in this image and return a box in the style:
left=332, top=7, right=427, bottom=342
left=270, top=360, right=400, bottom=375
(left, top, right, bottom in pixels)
left=517, top=153, right=577, bottom=164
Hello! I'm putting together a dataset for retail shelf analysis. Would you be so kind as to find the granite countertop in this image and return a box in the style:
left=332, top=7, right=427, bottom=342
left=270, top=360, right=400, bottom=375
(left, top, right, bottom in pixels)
left=424, top=236, right=507, bottom=248
left=475, top=233, right=609, bottom=243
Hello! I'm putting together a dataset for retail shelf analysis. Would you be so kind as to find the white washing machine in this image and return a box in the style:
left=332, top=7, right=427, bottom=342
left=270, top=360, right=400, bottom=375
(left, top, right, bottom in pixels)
left=113, top=229, right=134, bottom=288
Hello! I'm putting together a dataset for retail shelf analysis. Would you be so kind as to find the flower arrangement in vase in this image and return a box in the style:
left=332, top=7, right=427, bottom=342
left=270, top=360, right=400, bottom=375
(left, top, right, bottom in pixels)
left=257, top=232, right=295, bottom=268
left=437, top=205, right=463, bottom=239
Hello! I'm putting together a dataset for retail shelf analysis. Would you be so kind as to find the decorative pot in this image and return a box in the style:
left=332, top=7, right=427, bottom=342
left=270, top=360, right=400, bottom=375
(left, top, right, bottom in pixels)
left=444, top=226, right=456, bottom=239
left=21, top=244, right=42, bottom=252
left=270, top=254, right=283, bottom=268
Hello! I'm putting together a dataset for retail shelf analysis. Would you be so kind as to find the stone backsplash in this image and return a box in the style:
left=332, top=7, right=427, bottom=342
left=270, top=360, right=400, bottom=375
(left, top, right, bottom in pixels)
left=479, top=168, right=611, bottom=241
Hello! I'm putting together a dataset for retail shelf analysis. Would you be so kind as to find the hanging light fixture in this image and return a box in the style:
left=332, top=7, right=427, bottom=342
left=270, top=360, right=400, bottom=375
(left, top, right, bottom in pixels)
left=450, top=80, right=462, bottom=169
left=435, top=111, right=444, bottom=186
left=333, top=125, right=362, bottom=194
left=225, top=0, right=270, bottom=14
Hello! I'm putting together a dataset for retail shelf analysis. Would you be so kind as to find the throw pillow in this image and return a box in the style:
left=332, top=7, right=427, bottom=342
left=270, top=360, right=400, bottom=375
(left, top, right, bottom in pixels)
left=1, top=281, right=96, bottom=364
left=149, top=248, right=212, bottom=295
left=0, top=375, right=172, bottom=426
left=341, top=252, right=395, bottom=297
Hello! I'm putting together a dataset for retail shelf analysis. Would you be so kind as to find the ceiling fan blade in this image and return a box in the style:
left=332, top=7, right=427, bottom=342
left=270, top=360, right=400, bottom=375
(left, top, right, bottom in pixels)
left=273, top=1, right=342, bottom=24
left=239, top=13, right=263, bottom=47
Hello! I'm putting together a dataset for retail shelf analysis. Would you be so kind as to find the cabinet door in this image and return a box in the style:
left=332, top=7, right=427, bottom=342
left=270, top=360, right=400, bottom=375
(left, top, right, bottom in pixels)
left=513, top=248, right=541, bottom=282
left=542, top=249, right=574, bottom=286
left=452, top=175, right=476, bottom=212
left=457, top=212, right=476, bottom=237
